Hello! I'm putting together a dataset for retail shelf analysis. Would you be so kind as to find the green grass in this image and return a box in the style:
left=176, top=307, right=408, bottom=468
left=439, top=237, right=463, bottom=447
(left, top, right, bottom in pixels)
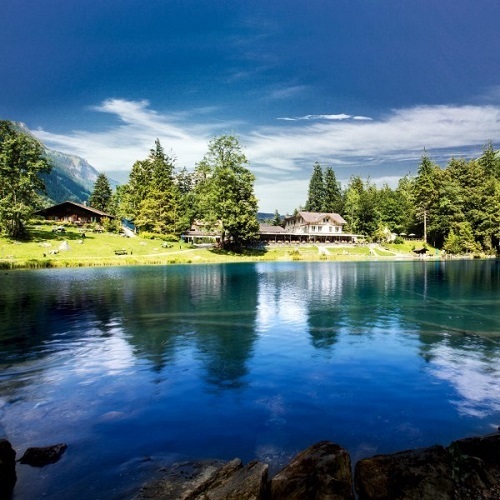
left=0, top=226, right=425, bottom=269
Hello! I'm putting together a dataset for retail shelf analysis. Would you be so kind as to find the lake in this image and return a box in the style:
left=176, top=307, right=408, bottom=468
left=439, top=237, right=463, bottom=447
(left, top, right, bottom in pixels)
left=1, top=260, right=500, bottom=498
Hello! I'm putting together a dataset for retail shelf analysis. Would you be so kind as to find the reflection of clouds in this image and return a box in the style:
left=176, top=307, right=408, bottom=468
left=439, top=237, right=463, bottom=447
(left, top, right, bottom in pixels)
left=256, top=264, right=308, bottom=332
left=71, top=332, right=135, bottom=377
left=428, top=343, right=500, bottom=418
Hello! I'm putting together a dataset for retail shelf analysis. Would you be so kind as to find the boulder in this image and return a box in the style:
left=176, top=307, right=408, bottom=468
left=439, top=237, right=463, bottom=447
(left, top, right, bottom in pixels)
left=189, top=459, right=268, bottom=500
left=138, top=459, right=229, bottom=499
left=271, top=440, right=354, bottom=499
left=0, top=439, right=16, bottom=497
left=355, top=445, right=454, bottom=499
left=447, top=433, right=500, bottom=498
left=355, top=433, right=500, bottom=499
left=137, top=458, right=268, bottom=500
left=19, top=443, right=67, bottom=467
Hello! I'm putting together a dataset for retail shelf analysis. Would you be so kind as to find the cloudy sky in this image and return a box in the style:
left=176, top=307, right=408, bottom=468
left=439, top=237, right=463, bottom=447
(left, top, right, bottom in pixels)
left=2, top=0, right=500, bottom=212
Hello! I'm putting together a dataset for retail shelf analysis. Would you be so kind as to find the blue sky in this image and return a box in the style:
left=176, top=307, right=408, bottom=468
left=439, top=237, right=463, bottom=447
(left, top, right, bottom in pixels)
left=2, top=0, right=500, bottom=212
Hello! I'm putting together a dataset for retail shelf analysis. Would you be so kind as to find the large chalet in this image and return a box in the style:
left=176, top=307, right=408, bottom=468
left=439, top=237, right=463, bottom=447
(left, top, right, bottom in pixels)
left=259, top=211, right=359, bottom=244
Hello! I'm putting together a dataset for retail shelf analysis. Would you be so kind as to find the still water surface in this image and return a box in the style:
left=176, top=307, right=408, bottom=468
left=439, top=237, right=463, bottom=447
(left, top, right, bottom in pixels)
left=1, top=260, right=500, bottom=498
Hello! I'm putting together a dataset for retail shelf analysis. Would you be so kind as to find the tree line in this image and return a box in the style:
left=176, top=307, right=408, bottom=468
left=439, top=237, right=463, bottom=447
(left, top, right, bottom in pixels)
left=301, top=143, right=500, bottom=253
left=1, top=117, right=499, bottom=254
left=0, top=121, right=259, bottom=248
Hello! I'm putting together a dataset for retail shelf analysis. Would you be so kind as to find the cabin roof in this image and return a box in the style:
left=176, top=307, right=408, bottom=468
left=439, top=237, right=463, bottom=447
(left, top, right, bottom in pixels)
left=35, top=200, right=116, bottom=219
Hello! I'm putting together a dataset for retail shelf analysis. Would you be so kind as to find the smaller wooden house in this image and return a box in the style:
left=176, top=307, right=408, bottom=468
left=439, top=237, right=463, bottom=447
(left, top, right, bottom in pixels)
left=35, top=201, right=115, bottom=224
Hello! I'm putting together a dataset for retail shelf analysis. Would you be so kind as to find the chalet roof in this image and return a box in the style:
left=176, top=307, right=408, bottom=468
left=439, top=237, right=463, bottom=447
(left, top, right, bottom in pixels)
left=35, top=200, right=116, bottom=218
left=259, top=224, right=286, bottom=234
left=288, top=211, right=346, bottom=225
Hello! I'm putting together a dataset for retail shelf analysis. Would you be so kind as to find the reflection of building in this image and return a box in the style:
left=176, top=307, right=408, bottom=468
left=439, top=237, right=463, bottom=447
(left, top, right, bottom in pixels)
left=260, top=211, right=358, bottom=244
left=35, top=201, right=115, bottom=224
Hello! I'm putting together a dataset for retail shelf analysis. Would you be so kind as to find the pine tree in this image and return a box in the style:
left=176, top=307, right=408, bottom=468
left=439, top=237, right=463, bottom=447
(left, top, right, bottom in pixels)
left=305, top=162, right=325, bottom=212
left=323, top=166, right=343, bottom=213
left=89, top=173, right=112, bottom=212
left=119, top=139, right=188, bottom=235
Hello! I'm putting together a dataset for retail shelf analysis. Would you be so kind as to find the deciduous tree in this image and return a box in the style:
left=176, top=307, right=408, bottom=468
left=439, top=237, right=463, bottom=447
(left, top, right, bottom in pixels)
left=0, top=121, right=51, bottom=239
left=195, top=135, right=259, bottom=248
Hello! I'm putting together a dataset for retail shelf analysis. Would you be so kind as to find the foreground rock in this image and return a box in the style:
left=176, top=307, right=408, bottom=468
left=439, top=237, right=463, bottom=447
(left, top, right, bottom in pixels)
left=138, top=434, right=500, bottom=499
left=271, top=441, right=354, bottom=499
left=0, top=439, right=16, bottom=497
left=19, top=443, right=67, bottom=467
left=138, top=458, right=268, bottom=499
left=355, top=433, right=500, bottom=499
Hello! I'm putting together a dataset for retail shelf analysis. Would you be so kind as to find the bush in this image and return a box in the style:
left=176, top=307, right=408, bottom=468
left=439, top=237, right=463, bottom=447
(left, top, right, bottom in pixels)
left=101, top=217, right=121, bottom=233
left=140, top=232, right=179, bottom=242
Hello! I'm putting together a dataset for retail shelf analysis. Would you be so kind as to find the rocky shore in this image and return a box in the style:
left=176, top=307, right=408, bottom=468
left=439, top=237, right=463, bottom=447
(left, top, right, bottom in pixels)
left=137, top=433, right=500, bottom=500
left=2, top=434, right=499, bottom=498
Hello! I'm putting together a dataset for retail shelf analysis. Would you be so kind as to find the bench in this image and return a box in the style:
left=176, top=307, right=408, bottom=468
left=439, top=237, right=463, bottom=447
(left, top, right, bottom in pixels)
left=114, top=249, right=128, bottom=255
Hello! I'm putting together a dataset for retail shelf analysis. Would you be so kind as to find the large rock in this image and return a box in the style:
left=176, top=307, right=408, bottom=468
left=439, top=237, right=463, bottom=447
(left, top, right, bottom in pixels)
left=355, top=433, right=500, bottom=499
left=137, top=458, right=268, bottom=500
left=19, top=443, right=67, bottom=467
left=355, top=445, right=454, bottom=499
left=448, top=433, right=500, bottom=498
left=271, top=440, right=354, bottom=499
left=0, top=439, right=16, bottom=497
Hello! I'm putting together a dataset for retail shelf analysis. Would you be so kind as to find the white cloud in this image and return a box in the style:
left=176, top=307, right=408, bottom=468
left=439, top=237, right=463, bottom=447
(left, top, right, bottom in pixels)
left=277, top=114, right=353, bottom=121
left=34, top=99, right=218, bottom=172
left=33, top=99, right=500, bottom=213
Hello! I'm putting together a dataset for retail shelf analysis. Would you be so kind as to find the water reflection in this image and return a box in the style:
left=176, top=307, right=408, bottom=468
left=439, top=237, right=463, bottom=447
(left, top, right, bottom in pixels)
left=0, top=261, right=500, bottom=498
left=426, top=337, right=500, bottom=418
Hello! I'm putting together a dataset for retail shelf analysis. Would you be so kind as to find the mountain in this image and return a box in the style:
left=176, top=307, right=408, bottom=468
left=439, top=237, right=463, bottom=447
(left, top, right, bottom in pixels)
left=11, top=121, right=114, bottom=205
left=41, top=150, right=99, bottom=204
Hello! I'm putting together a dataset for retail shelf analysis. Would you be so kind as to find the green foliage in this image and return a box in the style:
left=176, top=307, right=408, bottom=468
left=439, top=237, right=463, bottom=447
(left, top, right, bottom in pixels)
left=194, top=135, right=259, bottom=248
left=443, top=222, right=480, bottom=255
left=305, top=162, right=325, bottom=212
left=119, top=139, right=189, bottom=236
left=272, top=209, right=282, bottom=226
left=343, top=176, right=379, bottom=235
left=101, top=217, right=121, bottom=233
left=139, top=231, right=178, bottom=242
left=0, top=121, right=52, bottom=239
left=323, top=166, right=343, bottom=213
left=89, top=173, right=112, bottom=212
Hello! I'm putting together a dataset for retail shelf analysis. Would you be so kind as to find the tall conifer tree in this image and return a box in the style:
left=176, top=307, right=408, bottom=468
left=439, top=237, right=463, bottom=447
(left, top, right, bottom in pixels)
left=323, top=166, right=343, bottom=213
left=305, top=162, right=325, bottom=212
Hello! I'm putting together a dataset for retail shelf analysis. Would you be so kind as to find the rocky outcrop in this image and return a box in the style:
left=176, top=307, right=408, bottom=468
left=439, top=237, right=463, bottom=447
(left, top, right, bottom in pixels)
left=138, top=458, right=268, bottom=500
left=0, top=439, right=16, bottom=497
left=355, top=433, right=500, bottom=499
left=139, top=433, right=500, bottom=499
left=271, top=441, right=354, bottom=499
left=355, top=445, right=455, bottom=499
left=19, top=443, right=67, bottom=467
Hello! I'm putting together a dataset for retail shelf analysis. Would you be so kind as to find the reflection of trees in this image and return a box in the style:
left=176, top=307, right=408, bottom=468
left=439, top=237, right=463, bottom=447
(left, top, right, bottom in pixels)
left=0, top=270, right=121, bottom=363
left=121, top=264, right=259, bottom=387
left=190, top=264, right=258, bottom=389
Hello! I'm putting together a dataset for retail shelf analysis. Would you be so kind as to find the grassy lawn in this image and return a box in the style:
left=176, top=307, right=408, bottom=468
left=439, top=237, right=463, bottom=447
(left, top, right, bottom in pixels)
left=0, top=225, right=425, bottom=269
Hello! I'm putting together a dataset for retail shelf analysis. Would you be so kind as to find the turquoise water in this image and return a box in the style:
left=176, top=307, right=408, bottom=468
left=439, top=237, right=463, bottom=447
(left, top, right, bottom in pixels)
left=1, top=260, right=500, bottom=498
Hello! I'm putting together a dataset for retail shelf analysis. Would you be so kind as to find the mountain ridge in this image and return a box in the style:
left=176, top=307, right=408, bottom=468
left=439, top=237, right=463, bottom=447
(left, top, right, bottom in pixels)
left=11, top=121, right=115, bottom=205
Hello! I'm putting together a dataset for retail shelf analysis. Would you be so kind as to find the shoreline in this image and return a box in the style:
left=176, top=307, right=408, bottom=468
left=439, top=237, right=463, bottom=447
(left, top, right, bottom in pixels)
left=0, top=243, right=487, bottom=271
